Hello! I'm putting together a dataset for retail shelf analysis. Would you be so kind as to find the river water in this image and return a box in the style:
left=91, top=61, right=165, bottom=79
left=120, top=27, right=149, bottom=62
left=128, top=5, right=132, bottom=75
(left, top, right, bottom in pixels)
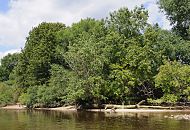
left=0, top=110, right=190, bottom=130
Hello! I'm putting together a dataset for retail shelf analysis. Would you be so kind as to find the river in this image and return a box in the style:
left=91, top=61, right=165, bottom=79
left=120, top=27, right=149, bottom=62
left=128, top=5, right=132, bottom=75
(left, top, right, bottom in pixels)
left=0, top=110, right=190, bottom=130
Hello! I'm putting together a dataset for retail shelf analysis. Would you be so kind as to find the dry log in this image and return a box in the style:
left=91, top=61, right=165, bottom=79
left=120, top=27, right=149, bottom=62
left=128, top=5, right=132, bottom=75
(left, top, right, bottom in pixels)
left=104, top=104, right=178, bottom=110
left=104, top=100, right=190, bottom=110
left=104, top=104, right=136, bottom=109
left=139, top=105, right=175, bottom=109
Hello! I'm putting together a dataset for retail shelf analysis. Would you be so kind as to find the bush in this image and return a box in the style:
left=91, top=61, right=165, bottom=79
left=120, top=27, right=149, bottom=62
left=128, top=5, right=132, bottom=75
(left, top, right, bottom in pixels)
left=148, top=94, right=178, bottom=105
left=18, top=86, right=38, bottom=108
left=161, top=94, right=178, bottom=104
left=147, top=98, right=163, bottom=105
left=37, top=85, right=61, bottom=107
left=0, top=83, right=14, bottom=106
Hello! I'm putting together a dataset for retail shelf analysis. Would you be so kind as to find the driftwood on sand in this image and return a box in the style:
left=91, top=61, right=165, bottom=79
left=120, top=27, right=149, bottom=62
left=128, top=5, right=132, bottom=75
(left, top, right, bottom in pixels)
left=104, top=100, right=190, bottom=110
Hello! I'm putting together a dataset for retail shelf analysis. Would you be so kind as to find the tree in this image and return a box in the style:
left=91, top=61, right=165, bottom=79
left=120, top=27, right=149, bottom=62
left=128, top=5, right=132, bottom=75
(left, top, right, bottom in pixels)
left=106, top=6, right=148, bottom=38
left=155, top=61, right=190, bottom=103
left=36, top=64, right=84, bottom=107
left=0, top=53, right=19, bottom=82
left=59, top=19, right=109, bottom=104
left=158, top=0, right=190, bottom=39
left=0, top=83, right=14, bottom=106
left=48, top=64, right=85, bottom=105
left=18, top=86, right=38, bottom=108
left=5, top=5, right=190, bottom=107
left=64, top=33, right=108, bottom=104
left=15, top=22, right=65, bottom=87
left=105, top=26, right=162, bottom=102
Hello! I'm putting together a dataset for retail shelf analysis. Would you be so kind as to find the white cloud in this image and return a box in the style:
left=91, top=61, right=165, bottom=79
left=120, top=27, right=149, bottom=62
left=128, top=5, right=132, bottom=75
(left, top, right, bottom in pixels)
left=146, top=1, right=171, bottom=29
left=0, top=0, right=171, bottom=55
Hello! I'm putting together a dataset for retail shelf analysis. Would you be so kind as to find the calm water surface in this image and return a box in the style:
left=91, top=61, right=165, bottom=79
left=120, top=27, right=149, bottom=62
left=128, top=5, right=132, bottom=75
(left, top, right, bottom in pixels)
left=0, top=110, right=190, bottom=130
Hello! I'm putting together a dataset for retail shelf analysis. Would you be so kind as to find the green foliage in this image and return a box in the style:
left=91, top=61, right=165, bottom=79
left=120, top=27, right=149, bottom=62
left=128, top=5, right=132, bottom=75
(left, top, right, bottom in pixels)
left=37, top=85, right=60, bottom=107
left=106, top=6, right=148, bottom=38
left=1, top=6, right=190, bottom=108
left=0, top=53, right=19, bottom=82
left=158, top=0, right=190, bottom=39
left=147, top=98, right=163, bottom=105
left=0, top=83, right=14, bottom=106
left=64, top=38, right=108, bottom=103
left=183, top=87, right=190, bottom=101
left=15, top=22, right=65, bottom=87
left=36, top=64, right=84, bottom=107
left=148, top=94, right=178, bottom=104
left=155, top=61, right=190, bottom=102
left=18, top=86, right=38, bottom=108
left=109, top=64, right=134, bottom=102
left=39, top=64, right=81, bottom=106
left=108, top=26, right=165, bottom=101
left=161, top=94, right=178, bottom=103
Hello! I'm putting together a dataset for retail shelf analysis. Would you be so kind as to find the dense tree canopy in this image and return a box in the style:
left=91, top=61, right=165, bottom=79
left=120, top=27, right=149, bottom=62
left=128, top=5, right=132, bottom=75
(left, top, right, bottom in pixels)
left=0, top=53, right=19, bottom=82
left=0, top=4, right=190, bottom=108
left=15, top=22, right=65, bottom=87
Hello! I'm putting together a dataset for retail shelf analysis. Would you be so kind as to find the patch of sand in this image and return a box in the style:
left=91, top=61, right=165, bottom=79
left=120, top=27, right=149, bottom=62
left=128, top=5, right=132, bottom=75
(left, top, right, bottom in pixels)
left=1, top=104, right=26, bottom=110
left=35, top=106, right=77, bottom=111
left=86, top=108, right=190, bottom=113
left=2, top=105, right=190, bottom=113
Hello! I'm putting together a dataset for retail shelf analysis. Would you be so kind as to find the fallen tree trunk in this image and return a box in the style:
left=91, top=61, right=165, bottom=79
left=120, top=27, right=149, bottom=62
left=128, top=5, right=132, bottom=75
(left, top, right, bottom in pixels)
left=139, top=105, right=175, bottom=109
left=104, top=104, right=181, bottom=109
left=103, top=99, right=190, bottom=110
left=104, top=104, right=189, bottom=110
left=104, top=104, right=136, bottom=109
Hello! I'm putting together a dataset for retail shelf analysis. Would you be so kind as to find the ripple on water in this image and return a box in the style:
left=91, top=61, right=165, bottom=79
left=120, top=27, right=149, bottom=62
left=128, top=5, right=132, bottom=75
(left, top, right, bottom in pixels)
left=0, top=110, right=190, bottom=130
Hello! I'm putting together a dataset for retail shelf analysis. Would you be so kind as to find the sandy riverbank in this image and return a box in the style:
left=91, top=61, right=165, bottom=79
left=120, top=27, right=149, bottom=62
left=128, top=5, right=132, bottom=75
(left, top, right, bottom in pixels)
left=2, top=105, right=190, bottom=113
left=36, top=107, right=190, bottom=113
left=0, top=105, right=76, bottom=111
left=86, top=108, right=190, bottom=113
left=0, top=104, right=26, bottom=110
left=35, top=106, right=77, bottom=111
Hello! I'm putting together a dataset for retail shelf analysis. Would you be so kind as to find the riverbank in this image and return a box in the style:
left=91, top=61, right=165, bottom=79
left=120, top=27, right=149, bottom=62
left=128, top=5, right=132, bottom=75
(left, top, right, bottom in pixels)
left=1, top=105, right=190, bottom=113
left=0, top=104, right=26, bottom=110
left=35, top=107, right=190, bottom=113
left=0, top=105, right=76, bottom=111
left=86, top=108, right=190, bottom=113
left=35, top=106, right=77, bottom=111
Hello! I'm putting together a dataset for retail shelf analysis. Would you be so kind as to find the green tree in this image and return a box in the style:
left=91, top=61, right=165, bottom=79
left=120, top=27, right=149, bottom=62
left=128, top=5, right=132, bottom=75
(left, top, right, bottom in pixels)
left=104, top=7, right=151, bottom=103
left=57, top=18, right=107, bottom=45
left=106, top=6, right=148, bottom=38
left=7, top=5, right=190, bottom=107
left=18, top=86, right=38, bottom=108
left=0, top=53, right=19, bottom=82
left=155, top=61, right=190, bottom=103
left=48, top=64, right=84, bottom=105
left=0, top=83, right=14, bottom=106
left=15, top=22, right=65, bottom=87
left=158, top=0, right=190, bottom=39
left=64, top=35, right=108, bottom=104
left=36, top=64, right=83, bottom=107
left=58, top=19, right=109, bottom=105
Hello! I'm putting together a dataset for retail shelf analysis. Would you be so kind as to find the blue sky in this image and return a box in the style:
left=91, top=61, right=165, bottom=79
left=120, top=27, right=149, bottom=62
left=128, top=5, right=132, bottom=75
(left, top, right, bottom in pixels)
left=0, top=0, right=171, bottom=59
left=0, top=0, right=9, bottom=13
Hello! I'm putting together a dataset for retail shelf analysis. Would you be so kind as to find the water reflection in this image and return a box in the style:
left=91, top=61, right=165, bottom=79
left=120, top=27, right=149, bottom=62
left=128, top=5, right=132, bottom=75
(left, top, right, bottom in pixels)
left=0, top=110, right=190, bottom=130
